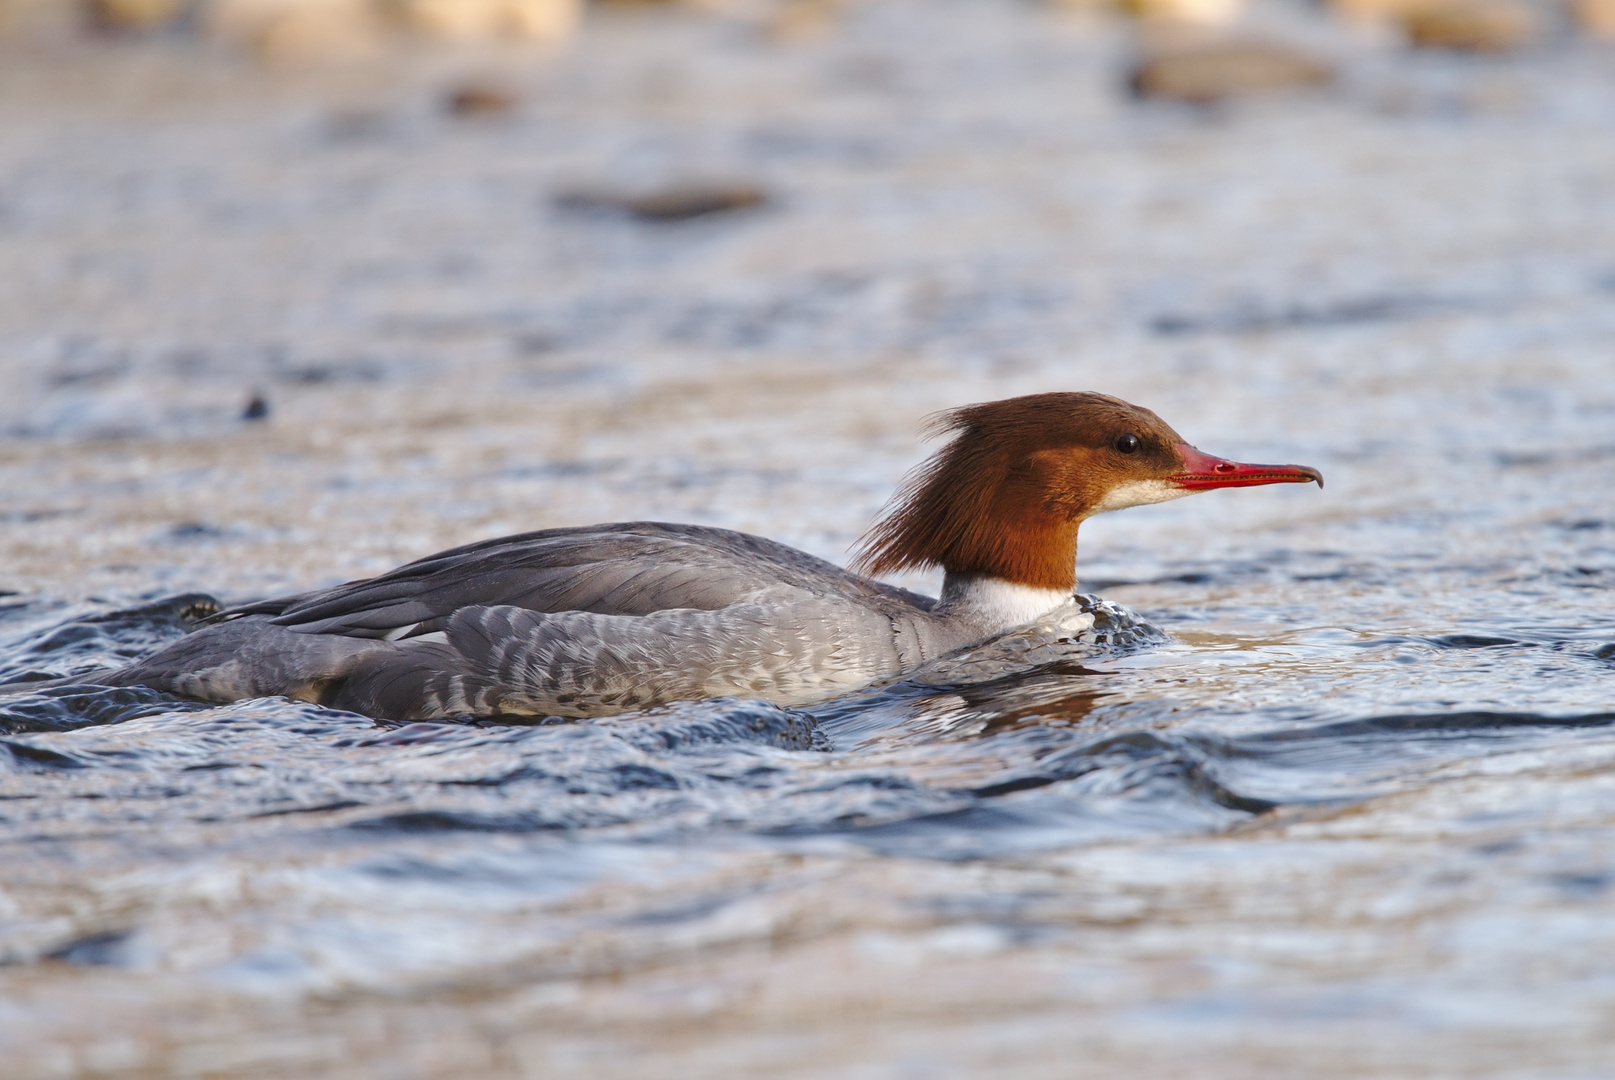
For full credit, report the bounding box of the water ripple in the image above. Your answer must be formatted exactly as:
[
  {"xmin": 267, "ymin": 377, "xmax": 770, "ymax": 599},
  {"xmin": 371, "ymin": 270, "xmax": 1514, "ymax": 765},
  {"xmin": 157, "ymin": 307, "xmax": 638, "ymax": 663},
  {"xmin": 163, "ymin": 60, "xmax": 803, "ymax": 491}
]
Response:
[{"xmin": 0, "ymin": 589, "xmax": 1611, "ymax": 867}]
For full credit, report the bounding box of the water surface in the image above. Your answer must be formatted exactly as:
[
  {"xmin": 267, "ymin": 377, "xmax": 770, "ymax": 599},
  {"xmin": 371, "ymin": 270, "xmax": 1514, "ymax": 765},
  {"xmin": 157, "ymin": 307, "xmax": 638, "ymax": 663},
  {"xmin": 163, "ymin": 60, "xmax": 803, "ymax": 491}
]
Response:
[{"xmin": 1, "ymin": 2, "xmax": 1614, "ymax": 1076}]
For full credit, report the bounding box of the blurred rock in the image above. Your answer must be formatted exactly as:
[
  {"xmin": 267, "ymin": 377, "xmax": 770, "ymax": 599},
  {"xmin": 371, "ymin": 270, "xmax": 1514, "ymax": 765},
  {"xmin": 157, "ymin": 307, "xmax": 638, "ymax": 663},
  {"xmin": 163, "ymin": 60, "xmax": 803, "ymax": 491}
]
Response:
[
  {"xmin": 18, "ymin": 0, "xmax": 584, "ymax": 50},
  {"xmin": 445, "ymin": 82, "xmax": 518, "ymax": 115},
  {"xmin": 390, "ymin": 0, "xmax": 581, "ymax": 42},
  {"xmin": 1130, "ymin": 41, "xmax": 1333, "ymax": 103},
  {"xmin": 1326, "ymin": 0, "xmax": 1421, "ymax": 20},
  {"xmin": 207, "ymin": 0, "xmax": 388, "ymax": 61},
  {"xmin": 1572, "ymin": 0, "xmax": 1615, "ymax": 38},
  {"xmin": 556, "ymin": 182, "xmax": 769, "ymax": 222},
  {"xmin": 242, "ymin": 393, "xmax": 270, "ymax": 421},
  {"xmin": 765, "ymin": 0, "xmax": 835, "ymax": 42},
  {"xmin": 86, "ymin": 0, "xmax": 188, "ymax": 31},
  {"xmin": 1401, "ymin": 1, "xmax": 1537, "ymax": 50},
  {"xmin": 1117, "ymin": 0, "xmax": 1244, "ymax": 26},
  {"xmin": 259, "ymin": 4, "xmax": 386, "ymax": 59}
]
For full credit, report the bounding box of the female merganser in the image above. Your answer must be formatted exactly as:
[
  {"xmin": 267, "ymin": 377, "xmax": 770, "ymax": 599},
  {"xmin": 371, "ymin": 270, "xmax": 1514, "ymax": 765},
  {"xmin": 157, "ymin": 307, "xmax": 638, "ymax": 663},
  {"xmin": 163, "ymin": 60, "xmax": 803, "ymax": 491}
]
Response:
[{"xmin": 76, "ymin": 392, "xmax": 1321, "ymax": 720}]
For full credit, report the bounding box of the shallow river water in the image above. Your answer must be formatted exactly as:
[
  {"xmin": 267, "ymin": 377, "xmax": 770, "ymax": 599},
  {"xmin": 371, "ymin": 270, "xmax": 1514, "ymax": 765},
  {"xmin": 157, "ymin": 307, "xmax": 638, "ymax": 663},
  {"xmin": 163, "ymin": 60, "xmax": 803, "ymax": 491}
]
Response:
[{"xmin": 1, "ymin": 2, "xmax": 1614, "ymax": 1076}]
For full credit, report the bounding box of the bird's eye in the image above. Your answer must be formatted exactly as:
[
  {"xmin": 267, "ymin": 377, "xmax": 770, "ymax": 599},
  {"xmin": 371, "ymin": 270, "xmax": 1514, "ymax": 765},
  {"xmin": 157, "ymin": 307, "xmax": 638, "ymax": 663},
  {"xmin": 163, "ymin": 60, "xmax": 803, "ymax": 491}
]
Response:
[{"xmin": 1113, "ymin": 433, "xmax": 1141, "ymax": 454}]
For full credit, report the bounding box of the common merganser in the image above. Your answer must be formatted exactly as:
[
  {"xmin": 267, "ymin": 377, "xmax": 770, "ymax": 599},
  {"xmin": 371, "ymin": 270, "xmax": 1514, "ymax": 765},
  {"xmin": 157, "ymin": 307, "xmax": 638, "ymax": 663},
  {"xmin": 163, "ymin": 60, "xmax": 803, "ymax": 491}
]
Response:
[{"xmin": 61, "ymin": 392, "xmax": 1322, "ymax": 720}]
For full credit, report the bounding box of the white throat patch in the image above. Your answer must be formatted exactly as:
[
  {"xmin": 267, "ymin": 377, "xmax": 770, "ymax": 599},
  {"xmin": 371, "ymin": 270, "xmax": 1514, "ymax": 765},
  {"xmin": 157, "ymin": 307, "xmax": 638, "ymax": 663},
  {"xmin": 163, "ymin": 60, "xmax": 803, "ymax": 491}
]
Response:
[
  {"xmin": 1088, "ymin": 478, "xmax": 1194, "ymax": 516},
  {"xmin": 938, "ymin": 575, "xmax": 1076, "ymax": 633}
]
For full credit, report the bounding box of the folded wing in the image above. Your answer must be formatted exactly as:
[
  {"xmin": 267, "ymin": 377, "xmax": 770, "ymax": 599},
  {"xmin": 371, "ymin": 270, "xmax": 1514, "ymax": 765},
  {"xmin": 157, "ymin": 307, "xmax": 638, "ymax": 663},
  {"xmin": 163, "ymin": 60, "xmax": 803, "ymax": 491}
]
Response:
[{"xmin": 217, "ymin": 522, "xmax": 929, "ymax": 641}]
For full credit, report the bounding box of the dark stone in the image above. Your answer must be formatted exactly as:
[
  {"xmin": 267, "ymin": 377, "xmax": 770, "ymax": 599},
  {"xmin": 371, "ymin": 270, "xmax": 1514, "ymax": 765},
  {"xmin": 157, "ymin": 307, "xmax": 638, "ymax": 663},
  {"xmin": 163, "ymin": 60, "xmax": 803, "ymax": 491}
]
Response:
[
  {"xmin": 242, "ymin": 393, "xmax": 270, "ymax": 421},
  {"xmin": 445, "ymin": 85, "xmax": 517, "ymax": 117},
  {"xmin": 1130, "ymin": 41, "xmax": 1333, "ymax": 104},
  {"xmin": 556, "ymin": 183, "xmax": 769, "ymax": 222}
]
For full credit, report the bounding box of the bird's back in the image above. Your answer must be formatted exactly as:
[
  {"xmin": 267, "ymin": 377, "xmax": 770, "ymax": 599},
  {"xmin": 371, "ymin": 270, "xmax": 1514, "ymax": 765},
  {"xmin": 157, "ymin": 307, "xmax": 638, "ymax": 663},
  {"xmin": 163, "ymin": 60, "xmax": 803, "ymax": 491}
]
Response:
[{"xmin": 104, "ymin": 523, "xmax": 950, "ymax": 719}]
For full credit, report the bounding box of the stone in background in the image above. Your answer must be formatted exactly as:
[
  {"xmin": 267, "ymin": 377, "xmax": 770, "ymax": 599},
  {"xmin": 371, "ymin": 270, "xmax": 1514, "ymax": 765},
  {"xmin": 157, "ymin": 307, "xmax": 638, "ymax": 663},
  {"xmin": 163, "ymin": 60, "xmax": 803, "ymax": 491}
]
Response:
[{"xmin": 0, "ymin": 0, "xmax": 581, "ymax": 54}]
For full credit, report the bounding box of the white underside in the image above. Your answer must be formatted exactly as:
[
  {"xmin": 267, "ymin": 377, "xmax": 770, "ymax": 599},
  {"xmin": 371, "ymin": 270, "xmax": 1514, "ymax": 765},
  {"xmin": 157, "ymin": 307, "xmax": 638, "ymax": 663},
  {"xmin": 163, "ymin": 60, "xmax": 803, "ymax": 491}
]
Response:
[
  {"xmin": 937, "ymin": 575, "xmax": 1076, "ymax": 634},
  {"xmin": 1087, "ymin": 478, "xmax": 1194, "ymax": 515}
]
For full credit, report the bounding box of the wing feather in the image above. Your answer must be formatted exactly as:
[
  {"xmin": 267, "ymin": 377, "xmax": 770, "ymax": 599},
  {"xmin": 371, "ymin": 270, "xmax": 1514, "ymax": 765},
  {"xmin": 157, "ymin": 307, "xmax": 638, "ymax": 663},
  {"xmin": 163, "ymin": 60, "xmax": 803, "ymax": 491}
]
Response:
[{"xmin": 212, "ymin": 523, "xmax": 930, "ymax": 641}]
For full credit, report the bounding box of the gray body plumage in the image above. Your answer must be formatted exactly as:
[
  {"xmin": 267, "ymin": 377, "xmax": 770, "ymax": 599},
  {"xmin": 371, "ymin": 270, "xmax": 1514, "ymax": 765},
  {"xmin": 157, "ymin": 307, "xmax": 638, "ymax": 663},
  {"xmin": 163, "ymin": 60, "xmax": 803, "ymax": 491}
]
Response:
[{"xmin": 97, "ymin": 523, "xmax": 1029, "ymax": 720}]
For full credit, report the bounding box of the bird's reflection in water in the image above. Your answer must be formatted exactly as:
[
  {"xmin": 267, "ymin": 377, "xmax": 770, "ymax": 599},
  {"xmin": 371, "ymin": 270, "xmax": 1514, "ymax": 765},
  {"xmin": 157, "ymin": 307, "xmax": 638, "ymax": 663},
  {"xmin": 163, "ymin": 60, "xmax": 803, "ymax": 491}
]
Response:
[{"xmin": 844, "ymin": 660, "xmax": 1115, "ymax": 748}]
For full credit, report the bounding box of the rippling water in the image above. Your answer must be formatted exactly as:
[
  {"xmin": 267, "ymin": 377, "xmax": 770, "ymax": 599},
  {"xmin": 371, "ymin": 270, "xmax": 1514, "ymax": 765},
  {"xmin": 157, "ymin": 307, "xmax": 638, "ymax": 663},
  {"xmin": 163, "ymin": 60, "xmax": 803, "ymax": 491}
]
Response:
[
  {"xmin": 6, "ymin": 568, "xmax": 1612, "ymax": 864},
  {"xmin": 3, "ymin": 1, "xmax": 1615, "ymax": 1075}
]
